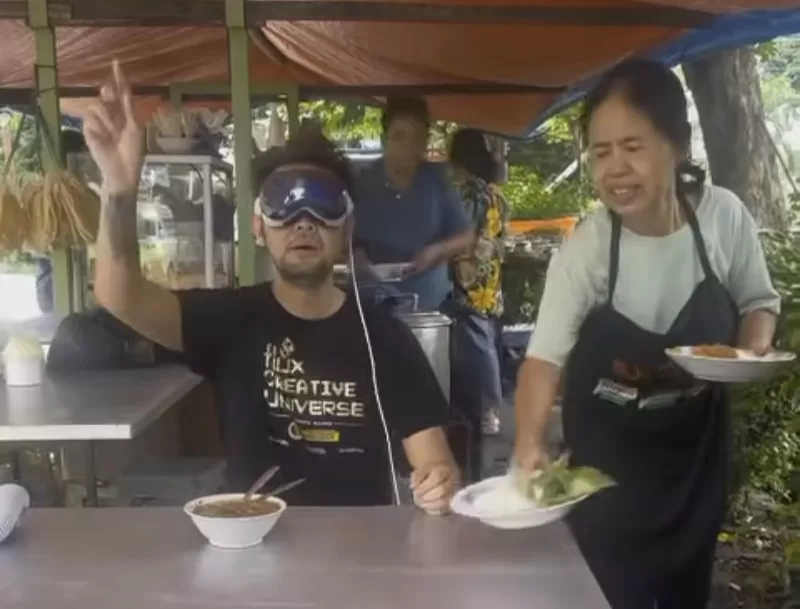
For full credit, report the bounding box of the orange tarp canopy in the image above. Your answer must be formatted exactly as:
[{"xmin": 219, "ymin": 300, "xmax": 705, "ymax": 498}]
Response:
[{"xmin": 0, "ymin": 1, "xmax": 796, "ymax": 136}]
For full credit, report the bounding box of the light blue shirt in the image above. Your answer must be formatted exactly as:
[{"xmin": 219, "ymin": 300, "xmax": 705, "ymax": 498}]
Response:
[{"xmin": 354, "ymin": 161, "xmax": 469, "ymax": 311}]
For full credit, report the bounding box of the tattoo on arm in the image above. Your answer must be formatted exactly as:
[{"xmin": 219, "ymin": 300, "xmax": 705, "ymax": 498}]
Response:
[{"xmin": 102, "ymin": 193, "xmax": 140, "ymax": 266}]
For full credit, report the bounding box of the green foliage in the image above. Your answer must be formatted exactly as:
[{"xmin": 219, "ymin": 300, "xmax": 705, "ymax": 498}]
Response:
[
  {"xmin": 0, "ymin": 250, "xmax": 37, "ymax": 274},
  {"xmin": 0, "ymin": 112, "xmax": 42, "ymax": 175},
  {"xmin": 299, "ymin": 100, "xmax": 383, "ymax": 146},
  {"xmin": 758, "ymin": 37, "xmax": 800, "ymax": 185},
  {"xmin": 755, "ymin": 40, "xmax": 778, "ymax": 61},
  {"xmin": 759, "ymin": 35, "xmax": 800, "ymax": 91},
  {"xmin": 503, "ymin": 106, "xmax": 590, "ymax": 221},
  {"xmin": 717, "ymin": 501, "xmax": 799, "ymax": 608},
  {"xmin": 500, "ymin": 106, "xmax": 590, "ymax": 323},
  {"xmin": 507, "ymin": 109, "xmax": 582, "ymax": 182},
  {"xmin": 502, "ymin": 165, "xmax": 592, "ymax": 220},
  {"xmin": 267, "ymin": 99, "xmax": 457, "ymax": 150},
  {"xmin": 730, "ymin": 205, "xmax": 800, "ymax": 513},
  {"xmin": 731, "ymin": 371, "xmax": 800, "ymax": 509},
  {"xmin": 761, "ymin": 74, "xmax": 800, "ymax": 118},
  {"xmin": 428, "ymin": 121, "xmax": 458, "ymax": 151},
  {"xmin": 543, "ymin": 105, "xmax": 583, "ymax": 143}
]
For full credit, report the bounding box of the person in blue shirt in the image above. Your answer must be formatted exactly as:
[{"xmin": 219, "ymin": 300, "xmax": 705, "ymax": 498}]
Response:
[{"xmin": 353, "ymin": 97, "xmax": 473, "ymax": 311}]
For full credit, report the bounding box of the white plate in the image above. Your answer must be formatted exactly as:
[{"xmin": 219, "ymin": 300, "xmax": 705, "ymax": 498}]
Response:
[
  {"xmin": 450, "ymin": 476, "xmax": 586, "ymax": 530},
  {"xmin": 0, "ymin": 484, "xmax": 30, "ymax": 544},
  {"xmin": 371, "ymin": 263, "xmax": 412, "ymax": 282},
  {"xmin": 334, "ymin": 263, "xmax": 412, "ymax": 283},
  {"xmin": 666, "ymin": 346, "xmax": 796, "ymax": 383}
]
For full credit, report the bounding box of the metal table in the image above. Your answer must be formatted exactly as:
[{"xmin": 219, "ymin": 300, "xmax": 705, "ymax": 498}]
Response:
[
  {"xmin": 0, "ymin": 366, "xmax": 202, "ymax": 505},
  {"xmin": 0, "ymin": 507, "xmax": 610, "ymax": 609}
]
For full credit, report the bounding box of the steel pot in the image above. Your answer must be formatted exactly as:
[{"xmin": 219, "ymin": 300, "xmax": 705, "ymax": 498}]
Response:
[{"xmin": 395, "ymin": 312, "xmax": 452, "ymax": 400}]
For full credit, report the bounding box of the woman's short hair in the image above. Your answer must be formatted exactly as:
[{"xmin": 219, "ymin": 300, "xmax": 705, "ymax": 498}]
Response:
[{"xmin": 449, "ymin": 128, "xmax": 500, "ymax": 184}]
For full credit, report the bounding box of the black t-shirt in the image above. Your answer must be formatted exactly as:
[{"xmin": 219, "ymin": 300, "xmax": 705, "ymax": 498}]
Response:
[{"xmin": 177, "ymin": 283, "xmax": 449, "ymax": 506}]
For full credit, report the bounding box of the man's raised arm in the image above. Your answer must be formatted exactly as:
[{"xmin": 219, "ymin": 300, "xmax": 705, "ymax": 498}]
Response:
[{"xmin": 85, "ymin": 61, "xmax": 183, "ymax": 352}]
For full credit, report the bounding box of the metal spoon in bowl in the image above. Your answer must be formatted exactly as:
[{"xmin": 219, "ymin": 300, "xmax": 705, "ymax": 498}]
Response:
[
  {"xmin": 244, "ymin": 466, "xmax": 280, "ymax": 503},
  {"xmin": 264, "ymin": 477, "xmax": 306, "ymax": 500}
]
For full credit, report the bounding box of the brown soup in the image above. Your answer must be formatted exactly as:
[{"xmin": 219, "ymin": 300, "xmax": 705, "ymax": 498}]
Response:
[{"xmin": 193, "ymin": 497, "xmax": 281, "ymax": 518}]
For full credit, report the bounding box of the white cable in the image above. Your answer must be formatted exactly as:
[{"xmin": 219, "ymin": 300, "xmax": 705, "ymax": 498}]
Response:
[{"xmin": 348, "ymin": 238, "xmax": 402, "ymax": 506}]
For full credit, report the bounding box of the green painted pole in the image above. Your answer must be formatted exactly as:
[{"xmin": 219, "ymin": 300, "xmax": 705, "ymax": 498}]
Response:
[
  {"xmin": 29, "ymin": 0, "xmax": 73, "ymax": 316},
  {"xmin": 287, "ymin": 86, "xmax": 300, "ymax": 137},
  {"xmin": 226, "ymin": 0, "xmax": 257, "ymax": 286},
  {"xmin": 168, "ymin": 84, "xmax": 183, "ymax": 110}
]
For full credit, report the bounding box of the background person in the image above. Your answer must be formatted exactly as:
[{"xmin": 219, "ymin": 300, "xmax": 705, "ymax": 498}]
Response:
[
  {"xmin": 513, "ymin": 60, "xmax": 779, "ymax": 609},
  {"xmin": 448, "ymin": 128, "xmax": 508, "ymax": 441},
  {"xmin": 353, "ymin": 96, "xmax": 473, "ymax": 311}
]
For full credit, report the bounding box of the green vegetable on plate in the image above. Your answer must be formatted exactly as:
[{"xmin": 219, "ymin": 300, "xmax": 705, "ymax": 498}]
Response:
[{"xmin": 513, "ymin": 454, "xmax": 616, "ymax": 507}]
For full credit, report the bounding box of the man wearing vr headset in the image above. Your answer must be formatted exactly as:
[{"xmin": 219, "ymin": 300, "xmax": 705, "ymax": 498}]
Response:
[{"xmin": 84, "ymin": 62, "xmax": 459, "ymax": 513}]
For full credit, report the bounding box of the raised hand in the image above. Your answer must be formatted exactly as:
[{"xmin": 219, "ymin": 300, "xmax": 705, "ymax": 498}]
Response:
[{"xmin": 83, "ymin": 60, "xmax": 143, "ymax": 196}]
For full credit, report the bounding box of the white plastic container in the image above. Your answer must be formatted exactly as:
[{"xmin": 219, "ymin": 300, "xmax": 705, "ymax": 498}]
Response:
[
  {"xmin": 2, "ymin": 336, "xmax": 44, "ymax": 387},
  {"xmin": 184, "ymin": 493, "xmax": 286, "ymax": 549}
]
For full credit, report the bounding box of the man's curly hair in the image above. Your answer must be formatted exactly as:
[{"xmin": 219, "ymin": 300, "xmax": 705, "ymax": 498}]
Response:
[{"xmin": 252, "ymin": 132, "xmax": 354, "ymax": 199}]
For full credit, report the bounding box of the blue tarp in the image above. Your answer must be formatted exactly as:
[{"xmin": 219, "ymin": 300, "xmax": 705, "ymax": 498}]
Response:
[{"xmin": 527, "ymin": 8, "xmax": 800, "ymax": 136}]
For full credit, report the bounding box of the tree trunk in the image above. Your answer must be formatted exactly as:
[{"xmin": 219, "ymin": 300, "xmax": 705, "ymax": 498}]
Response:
[{"xmin": 683, "ymin": 48, "xmax": 786, "ymax": 231}]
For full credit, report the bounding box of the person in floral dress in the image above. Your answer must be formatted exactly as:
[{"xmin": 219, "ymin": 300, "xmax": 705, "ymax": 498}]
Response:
[{"xmin": 448, "ymin": 129, "xmax": 508, "ymax": 442}]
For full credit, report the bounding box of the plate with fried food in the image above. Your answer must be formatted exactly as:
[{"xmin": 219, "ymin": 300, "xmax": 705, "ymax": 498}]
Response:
[{"xmin": 665, "ymin": 344, "xmax": 796, "ymax": 383}]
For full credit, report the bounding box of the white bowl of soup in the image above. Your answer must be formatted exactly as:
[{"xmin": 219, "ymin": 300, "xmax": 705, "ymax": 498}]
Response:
[{"xmin": 184, "ymin": 493, "xmax": 287, "ymax": 549}]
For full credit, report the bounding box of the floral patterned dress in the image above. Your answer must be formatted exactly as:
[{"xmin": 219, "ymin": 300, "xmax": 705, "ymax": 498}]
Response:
[{"xmin": 451, "ymin": 175, "xmax": 508, "ymax": 318}]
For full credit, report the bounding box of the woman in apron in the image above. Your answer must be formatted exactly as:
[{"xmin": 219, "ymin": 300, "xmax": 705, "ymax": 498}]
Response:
[{"xmin": 513, "ymin": 60, "xmax": 780, "ymax": 609}]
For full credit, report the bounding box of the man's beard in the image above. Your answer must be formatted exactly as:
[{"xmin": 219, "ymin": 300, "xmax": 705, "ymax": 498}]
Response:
[{"xmin": 274, "ymin": 258, "xmax": 331, "ymax": 288}]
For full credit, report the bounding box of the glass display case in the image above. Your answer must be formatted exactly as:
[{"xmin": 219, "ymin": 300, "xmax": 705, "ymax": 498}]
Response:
[{"xmin": 68, "ymin": 153, "xmax": 236, "ymax": 290}]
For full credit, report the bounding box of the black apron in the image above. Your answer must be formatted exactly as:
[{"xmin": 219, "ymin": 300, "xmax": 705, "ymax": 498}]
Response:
[{"xmin": 562, "ymin": 196, "xmax": 737, "ymax": 609}]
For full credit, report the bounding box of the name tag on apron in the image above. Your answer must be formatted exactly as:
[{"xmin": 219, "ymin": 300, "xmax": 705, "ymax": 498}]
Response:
[
  {"xmin": 638, "ymin": 390, "xmax": 682, "ymax": 410},
  {"xmin": 595, "ymin": 380, "xmax": 708, "ymax": 410},
  {"xmin": 593, "ymin": 379, "xmax": 638, "ymax": 406}
]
